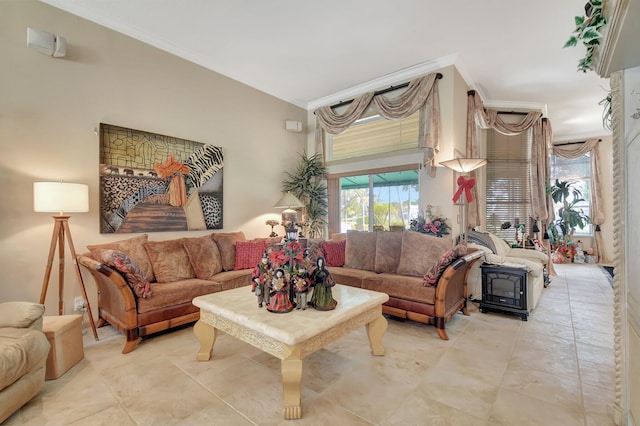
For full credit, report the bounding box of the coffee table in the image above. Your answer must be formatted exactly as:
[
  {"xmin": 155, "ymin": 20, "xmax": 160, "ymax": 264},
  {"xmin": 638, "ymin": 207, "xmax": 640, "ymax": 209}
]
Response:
[{"xmin": 192, "ymin": 284, "xmax": 389, "ymax": 419}]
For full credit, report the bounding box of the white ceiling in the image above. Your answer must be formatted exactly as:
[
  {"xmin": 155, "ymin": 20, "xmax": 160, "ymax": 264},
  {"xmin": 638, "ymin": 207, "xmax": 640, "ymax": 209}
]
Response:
[{"xmin": 41, "ymin": 0, "xmax": 612, "ymax": 141}]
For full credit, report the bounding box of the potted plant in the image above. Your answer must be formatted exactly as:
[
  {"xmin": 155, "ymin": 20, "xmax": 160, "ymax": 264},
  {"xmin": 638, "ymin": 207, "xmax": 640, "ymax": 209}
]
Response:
[
  {"xmin": 282, "ymin": 153, "xmax": 328, "ymax": 238},
  {"xmin": 547, "ymin": 179, "xmax": 591, "ymax": 261}
]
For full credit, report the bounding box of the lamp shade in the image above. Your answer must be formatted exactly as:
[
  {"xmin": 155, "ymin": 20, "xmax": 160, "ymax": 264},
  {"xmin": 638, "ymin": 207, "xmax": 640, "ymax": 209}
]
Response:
[
  {"xmin": 273, "ymin": 192, "xmax": 305, "ymax": 209},
  {"xmin": 440, "ymin": 158, "xmax": 488, "ymax": 173},
  {"xmin": 34, "ymin": 182, "xmax": 89, "ymax": 214}
]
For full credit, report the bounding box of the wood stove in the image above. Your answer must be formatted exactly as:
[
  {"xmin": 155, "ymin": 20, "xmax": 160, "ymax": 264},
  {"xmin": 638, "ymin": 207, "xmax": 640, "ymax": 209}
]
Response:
[{"xmin": 479, "ymin": 264, "xmax": 528, "ymax": 321}]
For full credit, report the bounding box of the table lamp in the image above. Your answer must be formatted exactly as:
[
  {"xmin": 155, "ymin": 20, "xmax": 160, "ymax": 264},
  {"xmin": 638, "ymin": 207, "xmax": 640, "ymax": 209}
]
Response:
[
  {"xmin": 34, "ymin": 181, "xmax": 98, "ymax": 340},
  {"xmin": 274, "ymin": 192, "xmax": 305, "ymax": 241}
]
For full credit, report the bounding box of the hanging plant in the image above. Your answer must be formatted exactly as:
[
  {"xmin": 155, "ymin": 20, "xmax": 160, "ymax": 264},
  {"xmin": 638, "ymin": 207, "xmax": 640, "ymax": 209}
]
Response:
[
  {"xmin": 599, "ymin": 92, "xmax": 612, "ymax": 131},
  {"xmin": 564, "ymin": 0, "xmax": 607, "ymax": 73}
]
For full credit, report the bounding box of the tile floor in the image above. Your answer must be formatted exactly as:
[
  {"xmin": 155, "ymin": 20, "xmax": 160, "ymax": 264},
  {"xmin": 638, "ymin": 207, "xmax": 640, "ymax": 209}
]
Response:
[{"xmin": 4, "ymin": 264, "xmax": 616, "ymax": 425}]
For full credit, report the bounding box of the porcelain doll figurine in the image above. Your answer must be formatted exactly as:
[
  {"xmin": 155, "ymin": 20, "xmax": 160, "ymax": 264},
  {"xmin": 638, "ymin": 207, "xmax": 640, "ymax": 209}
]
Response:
[
  {"xmin": 267, "ymin": 268, "xmax": 294, "ymax": 313},
  {"xmin": 251, "ymin": 252, "xmax": 272, "ymax": 308},
  {"xmin": 309, "ymin": 256, "xmax": 338, "ymax": 311},
  {"xmin": 291, "ymin": 264, "xmax": 311, "ymax": 310}
]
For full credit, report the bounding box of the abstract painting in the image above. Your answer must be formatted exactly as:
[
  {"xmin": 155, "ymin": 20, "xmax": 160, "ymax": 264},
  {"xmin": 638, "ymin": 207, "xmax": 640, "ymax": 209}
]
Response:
[{"xmin": 99, "ymin": 123, "xmax": 223, "ymax": 233}]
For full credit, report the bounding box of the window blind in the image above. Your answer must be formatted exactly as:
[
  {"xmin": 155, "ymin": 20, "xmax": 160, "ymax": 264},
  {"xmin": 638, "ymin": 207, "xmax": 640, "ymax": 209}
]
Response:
[
  {"xmin": 485, "ymin": 130, "xmax": 532, "ymax": 241},
  {"xmin": 329, "ymin": 111, "xmax": 419, "ymax": 161}
]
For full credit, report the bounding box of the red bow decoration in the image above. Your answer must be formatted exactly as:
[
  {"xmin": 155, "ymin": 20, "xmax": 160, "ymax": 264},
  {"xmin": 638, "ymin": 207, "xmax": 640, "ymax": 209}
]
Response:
[{"xmin": 453, "ymin": 175, "xmax": 475, "ymax": 203}]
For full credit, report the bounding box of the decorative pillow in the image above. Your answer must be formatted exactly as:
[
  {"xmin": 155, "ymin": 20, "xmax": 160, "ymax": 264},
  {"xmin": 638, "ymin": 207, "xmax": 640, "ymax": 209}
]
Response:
[
  {"xmin": 211, "ymin": 231, "xmax": 247, "ymax": 271},
  {"xmin": 182, "ymin": 235, "xmax": 223, "ymax": 280},
  {"xmin": 143, "ymin": 239, "xmax": 195, "ymax": 283},
  {"xmin": 87, "ymin": 234, "xmax": 155, "ymax": 282},
  {"xmin": 321, "ymin": 240, "xmax": 346, "ymax": 266},
  {"xmin": 252, "ymin": 236, "xmax": 282, "ymax": 252},
  {"xmin": 234, "ymin": 240, "xmax": 267, "ymax": 270},
  {"xmin": 306, "ymin": 238, "xmax": 324, "ymax": 265},
  {"xmin": 423, "ymin": 244, "xmax": 468, "ymax": 287},
  {"xmin": 396, "ymin": 230, "xmax": 453, "ymax": 277},
  {"xmin": 374, "ymin": 231, "xmax": 403, "ymax": 273},
  {"xmin": 344, "ymin": 230, "xmax": 377, "ymax": 271},
  {"xmin": 99, "ymin": 249, "xmax": 151, "ymax": 298}
]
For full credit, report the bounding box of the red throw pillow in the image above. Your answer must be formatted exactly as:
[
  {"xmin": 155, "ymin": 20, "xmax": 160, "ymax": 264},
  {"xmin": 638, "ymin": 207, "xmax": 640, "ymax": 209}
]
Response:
[
  {"xmin": 321, "ymin": 240, "xmax": 346, "ymax": 267},
  {"xmin": 99, "ymin": 249, "xmax": 152, "ymax": 298},
  {"xmin": 234, "ymin": 240, "xmax": 266, "ymax": 270},
  {"xmin": 423, "ymin": 244, "xmax": 468, "ymax": 287}
]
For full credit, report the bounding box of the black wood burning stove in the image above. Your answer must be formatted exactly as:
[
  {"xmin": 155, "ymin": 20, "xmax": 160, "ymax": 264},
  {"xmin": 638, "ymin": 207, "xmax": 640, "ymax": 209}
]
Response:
[{"xmin": 480, "ymin": 264, "xmax": 528, "ymax": 321}]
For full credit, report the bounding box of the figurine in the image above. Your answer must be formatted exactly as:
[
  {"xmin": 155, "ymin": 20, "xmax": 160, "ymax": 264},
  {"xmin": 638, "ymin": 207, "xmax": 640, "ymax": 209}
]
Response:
[
  {"xmin": 267, "ymin": 268, "xmax": 294, "ymax": 313},
  {"xmin": 251, "ymin": 252, "xmax": 272, "ymax": 308},
  {"xmin": 309, "ymin": 256, "xmax": 337, "ymax": 311},
  {"xmin": 291, "ymin": 264, "xmax": 311, "ymax": 310}
]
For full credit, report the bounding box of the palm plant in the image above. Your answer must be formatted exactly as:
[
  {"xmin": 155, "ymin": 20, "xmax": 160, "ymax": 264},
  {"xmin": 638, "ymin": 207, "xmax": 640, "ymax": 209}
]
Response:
[
  {"xmin": 282, "ymin": 153, "xmax": 328, "ymax": 238},
  {"xmin": 548, "ymin": 179, "xmax": 591, "ymax": 247}
]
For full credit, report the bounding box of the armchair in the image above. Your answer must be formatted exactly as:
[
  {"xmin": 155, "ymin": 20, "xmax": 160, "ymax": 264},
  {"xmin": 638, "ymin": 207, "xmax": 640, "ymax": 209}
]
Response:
[
  {"xmin": 466, "ymin": 230, "xmax": 549, "ymax": 311},
  {"xmin": 0, "ymin": 302, "xmax": 51, "ymax": 423}
]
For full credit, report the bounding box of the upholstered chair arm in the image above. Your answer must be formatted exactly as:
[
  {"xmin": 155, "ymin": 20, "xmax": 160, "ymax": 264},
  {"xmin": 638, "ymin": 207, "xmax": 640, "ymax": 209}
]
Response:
[{"xmin": 0, "ymin": 302, "xmax": 45, "ymax": 330}]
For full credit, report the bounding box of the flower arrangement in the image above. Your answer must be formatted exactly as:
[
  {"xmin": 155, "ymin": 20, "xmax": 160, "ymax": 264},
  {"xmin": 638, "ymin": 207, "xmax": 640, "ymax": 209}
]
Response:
[
  {"xmin": 265, "ymin": 219, "xmax": 280, "ymax": 237},
  {"xmin": 269, "ymin": 241, "xmax": 306, "ymax": 276},
  {"xmin": 409, "ymin": 207, "xmax": 450, "ymax": 238}
]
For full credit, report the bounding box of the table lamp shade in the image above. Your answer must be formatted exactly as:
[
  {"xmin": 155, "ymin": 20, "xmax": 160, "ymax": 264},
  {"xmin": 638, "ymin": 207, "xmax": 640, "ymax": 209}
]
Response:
[
  {"xmin": 439, "ymin": 158, "xmax": 488, "ymax": 173},
  {"xmin": 273, "ymin": 192, "xmax": 305, "ymax": 209},
  {"xmin": 34, "ymin": 182, "xmax": 89, "ymax": 214}
]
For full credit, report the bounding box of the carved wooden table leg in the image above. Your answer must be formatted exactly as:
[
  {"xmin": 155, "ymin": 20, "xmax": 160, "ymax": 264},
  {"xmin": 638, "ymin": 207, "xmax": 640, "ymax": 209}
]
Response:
[
  {"xmin": 281, "ymin": 349, "xmax": 303, "ymax": 420},
  {"xmin": 366, "ymin": 314, "xmax": 388, "ymax": 356},
  {"xmin": 194, "ymin": 319, "xmax": 217, "ymax": 361}
]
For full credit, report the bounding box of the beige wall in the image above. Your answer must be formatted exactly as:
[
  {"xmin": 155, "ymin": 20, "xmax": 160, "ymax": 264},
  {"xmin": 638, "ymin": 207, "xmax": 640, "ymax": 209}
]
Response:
[{"xmin": 0, "ymin": 1, "xmax": 306, "ymax": 312}]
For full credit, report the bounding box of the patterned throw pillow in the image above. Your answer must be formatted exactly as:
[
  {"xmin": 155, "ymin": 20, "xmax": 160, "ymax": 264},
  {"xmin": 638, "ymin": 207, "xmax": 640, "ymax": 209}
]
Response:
[
  {"xmin": 234, "ymin": 240, "xmax": 266, "ymax": 270},
  {"xmin": 423, "ymin": 244, "xmax": 468, "ymax": 287},
  {"xmin": 321, "ymin": 240, "xmax": 346, "ymax": 267},
  {"xmin": 99, "ymin": 249, "xmax": 152, "ymax": 298}
]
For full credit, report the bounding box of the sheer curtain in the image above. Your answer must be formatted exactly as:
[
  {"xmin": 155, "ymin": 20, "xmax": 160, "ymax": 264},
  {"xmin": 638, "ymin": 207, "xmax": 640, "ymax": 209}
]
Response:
[
  {"xmin": 552, "ymin": 138, "xmax": 606, "ymax": 262},
  {"xmin": 314, "ymin": 72, "xmax": 442, "ymax": 176}
]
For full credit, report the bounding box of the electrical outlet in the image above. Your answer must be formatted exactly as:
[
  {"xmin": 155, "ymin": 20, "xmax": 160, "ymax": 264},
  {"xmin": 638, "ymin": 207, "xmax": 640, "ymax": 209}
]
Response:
[{"xmin": 73, "ymin": 296, "xmax": 85, "ymax": 312}]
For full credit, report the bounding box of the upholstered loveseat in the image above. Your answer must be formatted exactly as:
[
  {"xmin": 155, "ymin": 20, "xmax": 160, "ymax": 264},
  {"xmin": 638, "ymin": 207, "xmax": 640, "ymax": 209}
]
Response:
[
  {"xmin": 465, "ymin": 230, "xmax": 549, "ymax": 311},
  {"xmin": 318, "ymin": 230, "xmax": 483, "ymax": 340},
  {"xmin": 78, "ymin": 232, "xmax": 270, "ymax": 354},
  {"xmin": 0, "ymin": 302, "xmax": 50, "ymax": 423}
]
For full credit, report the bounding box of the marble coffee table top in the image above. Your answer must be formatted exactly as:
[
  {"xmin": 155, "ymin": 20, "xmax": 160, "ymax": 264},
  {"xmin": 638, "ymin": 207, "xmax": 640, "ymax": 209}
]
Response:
[{"xmin": 192, "ymin": 284, "xmax": 388, "ymax": 346}]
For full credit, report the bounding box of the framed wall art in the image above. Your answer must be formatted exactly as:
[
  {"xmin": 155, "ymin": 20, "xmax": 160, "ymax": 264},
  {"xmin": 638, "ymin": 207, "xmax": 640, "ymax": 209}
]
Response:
[{"xmin": 99, "ymin": 123, "xmax": 223, "ymax": 233}]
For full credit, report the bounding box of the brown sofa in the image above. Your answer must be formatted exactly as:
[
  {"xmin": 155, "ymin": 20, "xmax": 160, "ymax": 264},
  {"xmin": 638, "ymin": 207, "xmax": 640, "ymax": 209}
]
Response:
[
  {"xmin": 322, "ymin": 230, "xmax": 483, "ymax": 340},
  {"xmin": 78, "ymin": 232, "xmax": 261, "ymax": 354}
]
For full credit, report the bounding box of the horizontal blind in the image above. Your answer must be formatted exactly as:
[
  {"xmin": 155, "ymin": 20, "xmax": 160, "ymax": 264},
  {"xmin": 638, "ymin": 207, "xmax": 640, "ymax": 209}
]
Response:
[
  {"xmin": 485, "ymin": 131, "xmax": 532, "ymax": 240},
  {"xmin": 330, "ymin": 111, "xmax": 419, "ymax": 160}
]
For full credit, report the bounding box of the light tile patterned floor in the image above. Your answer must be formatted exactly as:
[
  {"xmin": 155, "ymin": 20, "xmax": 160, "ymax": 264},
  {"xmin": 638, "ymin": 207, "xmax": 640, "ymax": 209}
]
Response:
[{"xmin": 4, "ymin": 264, "xmax": 616, "ymax": 425}]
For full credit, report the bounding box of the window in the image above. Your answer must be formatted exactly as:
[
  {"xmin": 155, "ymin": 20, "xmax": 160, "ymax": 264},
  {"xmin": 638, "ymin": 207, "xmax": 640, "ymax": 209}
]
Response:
[
  {"xmin": 337, "ymin": 168, "xmax": 419, "ymax": 232},
  {"xmin": 328, "ymin": 111, "xmax": 419, "ymax": 161},
  {"xmin": 550, "ymin": 152, "xmax": 592, "ymax": 235},
  {"xmin": 485, "ymin": 130, "xmax": 532, "ymax": 242}
]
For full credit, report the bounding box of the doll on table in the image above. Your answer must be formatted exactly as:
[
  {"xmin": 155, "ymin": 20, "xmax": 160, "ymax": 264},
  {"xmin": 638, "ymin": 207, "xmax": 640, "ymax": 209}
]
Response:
[
  {"xmin": 291, "ymin": 264, "xmax": 311, "ymax": 310},
  {"xmin": 309, "ymin": 256, "xmax": 338, "ymax": 311},
  {"xmin": 251, "ymin": 252, "xmax": 272, "ymax": 308},
  {"xmin": 267, "ymin": 268, "xmax": 294, "ymax": 313}
]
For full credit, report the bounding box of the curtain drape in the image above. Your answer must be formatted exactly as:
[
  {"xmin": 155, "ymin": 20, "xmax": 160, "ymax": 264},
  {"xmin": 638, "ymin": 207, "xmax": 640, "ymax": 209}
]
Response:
[
  {"xmin": 314, "ymin": 73, "xmax": 442, "ymax": 176},
  {"xmin": 466, "ymin": 91, "xmax": 555, "ymax": 274},
  {"xmin": 552, "ymin": 138, "xmax": 605, "ymax": 262}
]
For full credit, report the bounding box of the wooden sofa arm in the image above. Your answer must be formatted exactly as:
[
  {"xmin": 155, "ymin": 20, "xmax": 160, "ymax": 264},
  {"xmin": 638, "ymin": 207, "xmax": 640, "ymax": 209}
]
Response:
[
  {"xmin": 77, "ymin": 255, "xmax": 139, "ymax": 332},
  {"xmin": 432, "ymin": 249, "xmax": 484, "ymax": 339}
]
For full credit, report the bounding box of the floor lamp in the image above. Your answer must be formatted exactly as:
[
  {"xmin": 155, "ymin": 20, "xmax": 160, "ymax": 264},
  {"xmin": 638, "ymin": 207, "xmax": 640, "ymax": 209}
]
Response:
[
  {"xmin": 440, "ymin": 158, "xmax": 488, "ymax": 244},
  {"xmin": 34, "ymin": 182, "xmax": 99, "ymax": 340}
]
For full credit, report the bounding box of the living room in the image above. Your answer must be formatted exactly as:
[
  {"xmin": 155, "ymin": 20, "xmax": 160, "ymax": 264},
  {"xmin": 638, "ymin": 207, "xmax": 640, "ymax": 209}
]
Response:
[{"xmin": 1, "ymin": 1, "xmax": 639, "ymax": 425}]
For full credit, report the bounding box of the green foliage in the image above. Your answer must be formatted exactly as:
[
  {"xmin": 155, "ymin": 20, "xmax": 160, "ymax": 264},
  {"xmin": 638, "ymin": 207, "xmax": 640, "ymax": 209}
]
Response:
[
  {"xmin": 548, "ymin": 179, "xmax": 591, "ymax": 246},
  {"xmin": 282, "ymin": 153, "xmax": 328, "ymax": 238},
  {"xmin": 564, "ymin": 0, "xmax": 607, "ymax": 73}
]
